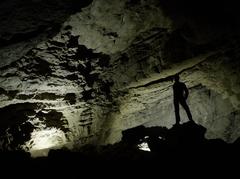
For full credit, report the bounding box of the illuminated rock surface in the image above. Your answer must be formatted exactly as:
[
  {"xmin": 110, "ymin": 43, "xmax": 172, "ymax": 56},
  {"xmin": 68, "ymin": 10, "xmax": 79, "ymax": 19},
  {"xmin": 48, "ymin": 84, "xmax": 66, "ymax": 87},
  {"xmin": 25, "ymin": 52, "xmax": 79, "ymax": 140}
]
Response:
[{"xmin": 0, "ymin": 0, "xmax": 240, "ymax": 156}]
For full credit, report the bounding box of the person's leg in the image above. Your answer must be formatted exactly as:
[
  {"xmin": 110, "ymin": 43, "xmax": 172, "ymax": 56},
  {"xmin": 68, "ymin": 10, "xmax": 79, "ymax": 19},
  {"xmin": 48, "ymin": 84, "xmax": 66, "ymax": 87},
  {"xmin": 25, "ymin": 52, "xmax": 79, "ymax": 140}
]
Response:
[
  {"xmin": 174, "ymin": 99, "xmax": 180, "ymax": 125},
  {"xmin": 180, "ymin": 100, "xmax": 193, "ymax": 122}
]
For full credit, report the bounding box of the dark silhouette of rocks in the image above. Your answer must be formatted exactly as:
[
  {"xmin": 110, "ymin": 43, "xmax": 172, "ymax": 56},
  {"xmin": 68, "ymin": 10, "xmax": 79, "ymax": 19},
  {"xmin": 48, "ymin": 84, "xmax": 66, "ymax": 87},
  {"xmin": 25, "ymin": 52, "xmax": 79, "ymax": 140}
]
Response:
[{"xmin": 0, "ymin": 120, "xmax": 239, "ymax": 175}]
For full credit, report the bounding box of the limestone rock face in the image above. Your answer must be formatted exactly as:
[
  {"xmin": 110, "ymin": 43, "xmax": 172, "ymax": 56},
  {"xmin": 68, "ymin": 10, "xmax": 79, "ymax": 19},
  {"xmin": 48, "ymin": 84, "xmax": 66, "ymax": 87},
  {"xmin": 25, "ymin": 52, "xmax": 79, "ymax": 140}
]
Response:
[
  {"xmin": 0, "ymin": 0, "xmax": 92, "ymax": 67},
  {"xmin": 0, "ymin": 0, "xmax": 240, "ymax": 156},
  {"xmin": 66, "ymin": 0, "xmax": 172, "ymax": 54}
]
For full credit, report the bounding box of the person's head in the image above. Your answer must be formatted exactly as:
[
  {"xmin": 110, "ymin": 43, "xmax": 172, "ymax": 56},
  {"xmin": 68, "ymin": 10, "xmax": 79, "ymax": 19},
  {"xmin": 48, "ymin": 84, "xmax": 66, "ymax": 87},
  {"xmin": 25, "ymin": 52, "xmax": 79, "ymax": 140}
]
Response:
[{"xmin": 174, "ymin": 74, "xmax": 180, "ymax": 82}]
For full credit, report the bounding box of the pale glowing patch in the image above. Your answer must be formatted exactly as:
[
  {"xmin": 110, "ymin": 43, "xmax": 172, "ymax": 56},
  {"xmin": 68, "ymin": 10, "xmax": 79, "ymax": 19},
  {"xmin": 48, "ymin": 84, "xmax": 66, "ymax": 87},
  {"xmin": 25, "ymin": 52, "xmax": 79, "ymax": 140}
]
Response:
[
  {"xmin": 138, "ymin": 142, "xmax": 151, "ymax": 152},
  {"xmin": 23, "ymin": 128, "xmax": 67, "ymax": 157},
  {"xmin": 137, "ymin": 136, "xmax": 151, "ymax": 152}
]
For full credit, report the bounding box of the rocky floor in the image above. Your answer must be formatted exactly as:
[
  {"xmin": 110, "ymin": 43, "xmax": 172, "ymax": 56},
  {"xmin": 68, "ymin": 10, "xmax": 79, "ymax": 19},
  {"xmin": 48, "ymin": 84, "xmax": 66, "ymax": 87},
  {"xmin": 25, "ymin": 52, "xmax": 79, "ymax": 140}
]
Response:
[
  {"xmin": 0, "ymin": 120, "xmax": 239, "ymax": 179},
  {"xmin": 1, "ymin": 120, "xmax": 239, "ymax": 164}
]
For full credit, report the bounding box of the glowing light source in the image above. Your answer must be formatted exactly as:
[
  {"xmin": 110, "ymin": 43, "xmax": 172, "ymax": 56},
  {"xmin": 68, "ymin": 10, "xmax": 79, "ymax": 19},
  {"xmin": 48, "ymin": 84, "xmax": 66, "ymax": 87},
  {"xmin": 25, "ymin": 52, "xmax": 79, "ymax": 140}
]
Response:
[
  {"xmin": 138, "ymin": 142, "xmax": 151, "ymax": 151},
  {"xmin": 23, "ymin": 128, "xmax": 67, "ymax": 157},
  {"xmin": 137, "ymin": 137, "xmax": 151, "ymax": 152}
]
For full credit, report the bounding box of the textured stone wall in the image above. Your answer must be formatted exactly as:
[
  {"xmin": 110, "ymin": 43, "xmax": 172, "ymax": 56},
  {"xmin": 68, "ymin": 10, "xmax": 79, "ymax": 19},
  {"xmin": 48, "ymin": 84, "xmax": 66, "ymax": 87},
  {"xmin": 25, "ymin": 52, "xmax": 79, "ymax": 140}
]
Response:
[{"xmin": 105, "ymin": 51, "xmax": 240, "ymax": 144}]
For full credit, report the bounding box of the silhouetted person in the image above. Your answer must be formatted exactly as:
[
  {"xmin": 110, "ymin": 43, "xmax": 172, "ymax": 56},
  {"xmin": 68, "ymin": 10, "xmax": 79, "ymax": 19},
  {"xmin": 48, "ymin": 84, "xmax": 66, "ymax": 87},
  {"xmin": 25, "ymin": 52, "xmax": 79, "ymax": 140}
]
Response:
[{"xmin": 173, "ymin": 74, "xmax": 193, "ymax": 125}]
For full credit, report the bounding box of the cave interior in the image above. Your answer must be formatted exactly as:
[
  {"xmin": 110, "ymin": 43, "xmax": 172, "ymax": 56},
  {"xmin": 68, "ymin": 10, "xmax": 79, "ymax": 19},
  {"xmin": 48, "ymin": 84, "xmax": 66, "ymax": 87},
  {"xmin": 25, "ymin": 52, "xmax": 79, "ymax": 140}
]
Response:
[{"xmin": 0, "ymin": 0, "xmax": 240, "ymax": 172}]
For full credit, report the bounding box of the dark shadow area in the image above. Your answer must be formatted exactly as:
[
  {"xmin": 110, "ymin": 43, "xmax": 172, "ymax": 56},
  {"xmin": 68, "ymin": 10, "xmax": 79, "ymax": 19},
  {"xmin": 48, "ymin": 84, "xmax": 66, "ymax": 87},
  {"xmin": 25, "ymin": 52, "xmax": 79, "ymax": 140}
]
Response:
[
  {"xmin": 0, "ymin": 0, "xmax": 93, "ymax": 47},
  {"xmin": 158, "ymin": 0, "xmax": 240, "ymax": 28},
  {"xmin": 0, "ymin": 121, "xmax": 239, "ymax": 175}
]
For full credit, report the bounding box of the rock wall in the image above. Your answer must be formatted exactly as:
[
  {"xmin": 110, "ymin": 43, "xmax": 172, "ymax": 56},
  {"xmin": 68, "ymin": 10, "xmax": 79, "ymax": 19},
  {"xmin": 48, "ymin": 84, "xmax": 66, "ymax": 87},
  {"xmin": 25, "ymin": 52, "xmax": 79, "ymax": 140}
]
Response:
[
  {"xmin": 105, "ymin": 51, "xmax": 240, "ymax": 144},
  {"xmin": 0, "ymin": 0, "xmax": 240, "ymax": 156}
]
